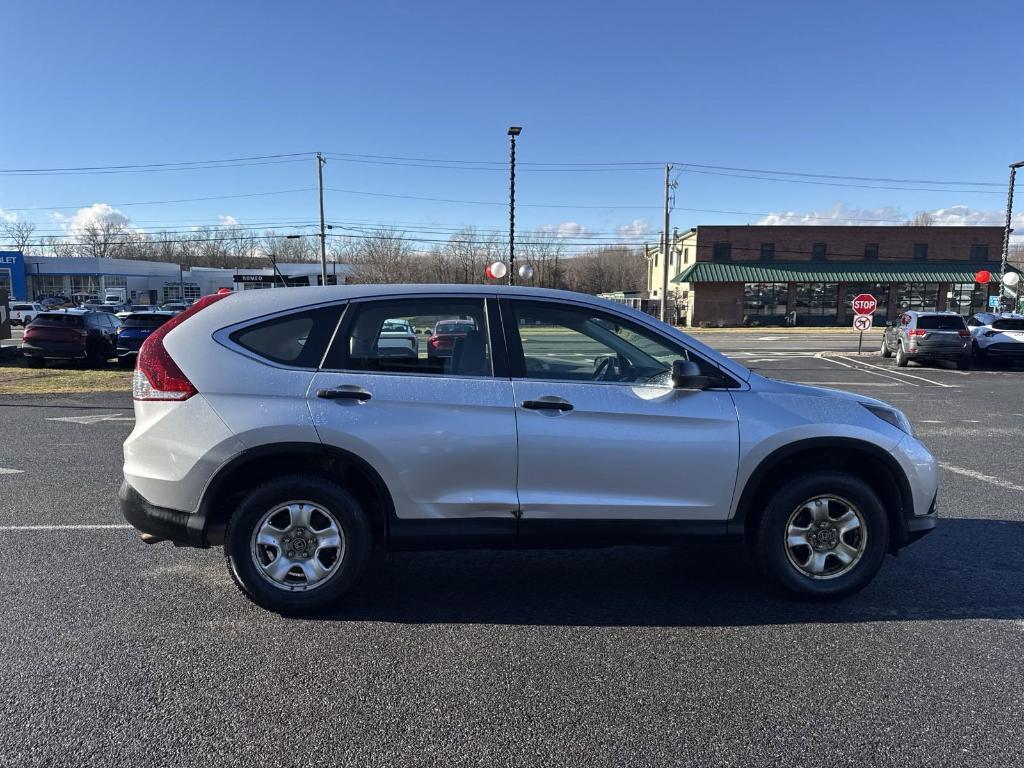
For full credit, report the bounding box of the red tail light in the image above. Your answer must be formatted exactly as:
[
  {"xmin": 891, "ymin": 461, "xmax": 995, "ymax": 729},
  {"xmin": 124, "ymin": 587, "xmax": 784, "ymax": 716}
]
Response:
[
  {"xmin": 133, "ymin": 293, "xmax": 231, "ymax": 401},
  {"xmin": 429, "ymin": 337, "xmax": 441, "ymax": 349},
  {"xmin": 957, "ymin": 329, "xmax": 971, "ymax": 338},
  {"xmin": 908, "ymin": 329, "xmax": 927, "ymax": 337}
]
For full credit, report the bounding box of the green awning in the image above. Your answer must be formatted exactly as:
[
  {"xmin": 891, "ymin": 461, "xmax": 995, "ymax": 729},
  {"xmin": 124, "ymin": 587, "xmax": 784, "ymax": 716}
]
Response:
[{"xmin": 671, "ymin": 261, "xmax": 1017, "ymax": 284}]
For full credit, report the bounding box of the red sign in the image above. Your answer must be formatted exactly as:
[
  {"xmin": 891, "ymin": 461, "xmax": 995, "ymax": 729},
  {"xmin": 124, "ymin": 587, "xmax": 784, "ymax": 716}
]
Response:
[
  {"xmin": 974, "ymin": 269, "xmax": 991, "ymax": 284},
  {"xmin": 852, "ymin": 293, "xmax": 877, "ymax": 315}
]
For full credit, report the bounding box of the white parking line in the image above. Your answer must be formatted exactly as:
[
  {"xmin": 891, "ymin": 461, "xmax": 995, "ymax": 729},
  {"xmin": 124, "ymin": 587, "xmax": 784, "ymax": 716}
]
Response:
[
  {"xmin": 814, "ymin": 353, "xmax": 916, "ymax": 386},
  {"xmin": 939, "ymin": 463, "xmax": 1024, "ymax": 493},
  {"xmin": 0, "ymin": 524, "xmax": 133, "ymax": 531},
  {"xmin": 0, "ymin": 468, "xmax": 24, "ymax": 475},
  {"xmin": 817, "ymin": 353, "xmax": 956, "ymax": 388}
]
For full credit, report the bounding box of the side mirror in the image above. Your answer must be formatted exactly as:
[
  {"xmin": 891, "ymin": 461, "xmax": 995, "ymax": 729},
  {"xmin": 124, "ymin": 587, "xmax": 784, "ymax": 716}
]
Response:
[
  {"xmin": 885, "ymin": 321, "xmax": 895, "ymax": 328},
  {"xmin": 672, "ymin": 359, "xmax": 710, "ymax": 390}
]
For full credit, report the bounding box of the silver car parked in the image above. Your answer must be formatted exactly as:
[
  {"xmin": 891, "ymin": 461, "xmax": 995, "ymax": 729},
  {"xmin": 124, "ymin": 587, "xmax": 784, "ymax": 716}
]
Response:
[
  {"xmin": 880, "ymin": 310, "xmax": 971, "ymax": 369},
  {"xmin": 120, "ymin": 285, "xmax": 938, "ymax": 613}
]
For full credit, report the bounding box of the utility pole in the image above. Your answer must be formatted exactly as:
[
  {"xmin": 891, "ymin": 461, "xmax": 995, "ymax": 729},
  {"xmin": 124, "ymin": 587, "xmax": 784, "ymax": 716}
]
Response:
[
  {"xmin": 1001, "ymin": 161, "xmax": 1024, "ymax": 311},
  {"xmin": 317, "ymin": 152, "xmax": 328, "ymax": 286},
  {"xmin": 660, "ymin": 164, "xmax": 674, "ymax": 323}
]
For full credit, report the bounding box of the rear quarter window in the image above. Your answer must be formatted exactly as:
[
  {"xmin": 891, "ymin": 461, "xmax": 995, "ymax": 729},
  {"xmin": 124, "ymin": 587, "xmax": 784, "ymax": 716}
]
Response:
[{"xmin": 230, "ymin": 306, "xmax": 342, "ymax": 368}]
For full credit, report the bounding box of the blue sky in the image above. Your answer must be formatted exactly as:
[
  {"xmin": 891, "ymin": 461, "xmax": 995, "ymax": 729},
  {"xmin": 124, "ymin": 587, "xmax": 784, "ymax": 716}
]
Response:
[{"xmin": 2, "ymin": 0, "xmax": 1022, "ymax": 251}]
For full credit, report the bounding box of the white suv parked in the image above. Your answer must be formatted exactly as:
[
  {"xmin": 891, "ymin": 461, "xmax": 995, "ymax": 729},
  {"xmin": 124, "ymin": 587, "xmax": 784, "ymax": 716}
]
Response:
[
  {"xmin": 10, "ymin": 302, "xmax": 43, "ymax": 327},
  {"xmin": 120, "ymin": 285, "xmax": 938, "ymax": 613}
]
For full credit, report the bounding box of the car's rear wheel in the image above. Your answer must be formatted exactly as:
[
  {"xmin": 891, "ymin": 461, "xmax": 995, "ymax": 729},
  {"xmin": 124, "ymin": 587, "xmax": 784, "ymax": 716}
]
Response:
[
  {"xmin": 895, "ymin": 343, "xmax": 909, "ymax": 367},
  {"xmin": 972, "ymin": 341, "xmax": 986, "ymax": 362},
  {"xmin": 956, "ymin": 355, "xmax": 971, "ymax": 371},
  {"xmin": 225, "ymin": 475, "xmax": 372, "ymax": 614},
  {"xmin": 879, "ymin": 336, "xmax": 892, "ymax": 358},
  {"xmin": 755, "ymin": 471, "xmax": 889, "ymax": 600}
]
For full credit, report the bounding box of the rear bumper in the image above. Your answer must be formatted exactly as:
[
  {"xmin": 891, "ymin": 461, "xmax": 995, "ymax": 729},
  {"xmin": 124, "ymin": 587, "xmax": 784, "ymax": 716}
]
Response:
[
  {"xmin": 22, "ymin": 342, "xmax": 86, "ymax": 359},
  {"xmin": 119, "ymin": 480, "xmax": 208, "ymax": 547},
  {"xmin": 906, "ymin": 346, "xmax": 968, "ymax": 359}
]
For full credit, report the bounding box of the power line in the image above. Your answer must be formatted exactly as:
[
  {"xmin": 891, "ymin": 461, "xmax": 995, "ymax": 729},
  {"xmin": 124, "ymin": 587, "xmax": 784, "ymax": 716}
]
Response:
[
  {"xmin": 2, "ymin": 188, "xmax": 317, "ymax": 212},
  {"xmin": 0, "ymin": 153, "xmax": 312, "ymax": 174},
  {"xmin": 678, "ymin": 168, "xmax": 1003, "ymax": 194}
]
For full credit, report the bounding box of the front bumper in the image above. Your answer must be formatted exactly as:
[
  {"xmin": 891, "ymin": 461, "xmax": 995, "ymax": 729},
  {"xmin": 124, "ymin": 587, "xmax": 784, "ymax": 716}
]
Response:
[
  {"xmin": 978, "ymin": 342, "xmax": 1024, "ymax": 357},
  {"xmin": 119, "ymin": 480, "xmax": 208, "ymax": 547}
]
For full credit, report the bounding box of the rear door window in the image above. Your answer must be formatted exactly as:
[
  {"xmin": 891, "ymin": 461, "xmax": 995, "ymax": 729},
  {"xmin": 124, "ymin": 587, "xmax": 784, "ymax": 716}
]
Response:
[
  {"xmin": 230, "ymin": 306, "xmax": 342, "ymax": 368},
  {"xmin": 916, "ymin": 315, "xmax": 967, "ymax": 330},
  {"xmin": 323, "ymin": 298, "xmax": 493, "ymax": 377}
]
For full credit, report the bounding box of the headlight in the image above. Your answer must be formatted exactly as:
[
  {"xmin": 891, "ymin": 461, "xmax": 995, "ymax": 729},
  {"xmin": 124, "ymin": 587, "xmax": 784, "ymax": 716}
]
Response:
[{"xmin": 860, "ymin": 402, "xmax": 915, "ymax": 437}]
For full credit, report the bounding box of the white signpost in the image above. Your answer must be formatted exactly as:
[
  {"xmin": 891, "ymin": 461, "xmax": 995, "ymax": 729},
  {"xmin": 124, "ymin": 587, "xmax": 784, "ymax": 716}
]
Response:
[{"xmin": 851, "ymin": 293, "xmax": 877, "ymax": 355}]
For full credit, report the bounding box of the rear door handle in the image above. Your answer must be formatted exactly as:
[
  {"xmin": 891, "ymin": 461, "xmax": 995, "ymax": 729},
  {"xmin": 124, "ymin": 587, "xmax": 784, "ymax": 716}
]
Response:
[
  {"xmin": 317, "ymin": 386, "xmax": 372, "ymax": 402},
  {"xmin": 522, "ymin": 398, "xmax": 573, "ymax": 412}
]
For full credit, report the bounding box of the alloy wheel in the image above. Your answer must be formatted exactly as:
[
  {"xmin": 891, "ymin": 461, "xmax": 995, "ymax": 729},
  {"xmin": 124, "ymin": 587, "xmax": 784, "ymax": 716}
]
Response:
[
  {"xmin": 784, "ymin": 495, "xmax": 867, "ymax": 580},
  {"xmin": 250, "ymin": 501, "xmax": 346, "ymax": 591}
]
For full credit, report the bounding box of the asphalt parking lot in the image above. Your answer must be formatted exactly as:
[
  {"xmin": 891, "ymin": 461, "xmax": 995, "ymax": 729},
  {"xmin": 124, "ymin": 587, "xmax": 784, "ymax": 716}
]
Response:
[{"xmin": 1, "ymin": 329, "xmax": 1023, "ymax": 767}]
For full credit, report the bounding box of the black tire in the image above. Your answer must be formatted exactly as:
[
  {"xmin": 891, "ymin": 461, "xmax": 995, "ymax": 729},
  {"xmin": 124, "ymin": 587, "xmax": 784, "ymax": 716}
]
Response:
[
  {"xmin": 895, "ymin": 343, "xmax": 909, "ymax": 367},
  {"xmin": 972, "ymin": 342, "xmax": 986, "ymax": 362},
  {"xmin": 117, "ymin": 356, "xmax": 134, "ymax": 369},
  {"xmin": 25, "ymin": 356, "xmax": 45, "ymax": 369},
  {"xmin": 224, "ymin": 475, "xmax": 373, "ymax": 614},
  {"xmin": 755, "ymin": 471, "xmax": 890, "ymax": 600},
  {"xmin": 956, "ymin": 356, "xmax": 971, "ymax": 371},
  {"xmin": 879, "ymin": 336, "xmax": 892, "ymax": 358},
  {"xmin": 86, "ymin": 340, "xmax": 106, "ymax": 367}
]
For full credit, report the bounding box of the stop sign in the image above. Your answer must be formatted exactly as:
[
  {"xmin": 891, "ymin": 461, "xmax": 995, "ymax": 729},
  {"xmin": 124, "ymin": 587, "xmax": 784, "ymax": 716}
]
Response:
[{"xmin": 852, "ymin": 293, "xmax": 877, "ymax": 315}]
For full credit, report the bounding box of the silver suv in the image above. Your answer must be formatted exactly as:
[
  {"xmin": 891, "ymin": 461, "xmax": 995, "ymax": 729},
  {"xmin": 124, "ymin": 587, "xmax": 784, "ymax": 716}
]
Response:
[
  {"xmin": 880, "ymin": 310, "xmax": 971, "ymax": 369},
  {"xmin": 120, "ymin": 285, "xmax": 937, "ymax": 613}
]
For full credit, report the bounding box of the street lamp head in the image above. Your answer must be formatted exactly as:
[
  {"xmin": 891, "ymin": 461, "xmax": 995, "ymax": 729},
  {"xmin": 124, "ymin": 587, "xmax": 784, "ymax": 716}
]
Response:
[
  {"xmin": 285, "ymin": 234, "xmax": 302, "ymax": 239},
  {"xmin": 1011, "ymin": 161, "xmax": 1024, "ymax": 169},
  {"xmin": 507, "ymin": 126, "xmax": 522, "ymax": 137}
]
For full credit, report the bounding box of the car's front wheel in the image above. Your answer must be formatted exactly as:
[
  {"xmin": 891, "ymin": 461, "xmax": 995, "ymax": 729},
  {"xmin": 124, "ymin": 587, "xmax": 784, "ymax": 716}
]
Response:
[
  {"xmin": 756, "ymin": 471, "xmax": 889, "ymax": 600},
  {"xmin": 879, "ymin": 336, "xmax": 892, "ymax": 358},
  {"xmin": 225, "ymin": 475, "xmax": 373, "ymax": 614}
]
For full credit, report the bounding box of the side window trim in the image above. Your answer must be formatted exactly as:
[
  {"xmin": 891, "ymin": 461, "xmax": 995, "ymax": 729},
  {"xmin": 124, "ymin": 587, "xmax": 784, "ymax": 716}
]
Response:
[
  {"xmin": 320, "ymin": 294, "xmax": 503, "ymax": 379},
  {"xmin": 500, "ymin": 297, "xmax": 740, "ymax": 389}
]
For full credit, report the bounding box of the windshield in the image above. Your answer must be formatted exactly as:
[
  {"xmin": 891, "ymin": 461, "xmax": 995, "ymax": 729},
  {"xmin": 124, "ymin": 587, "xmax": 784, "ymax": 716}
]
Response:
[
  {"xmin": 917, "ymin": 315, "xmax": 966, "ymax": 330},
  {"xmin": 123, "ymin": 314, "xmax": 171, "ymax": 328},
  {"xmin": 381, "ymin": 320, "xmax": 410, "ymax": 333},
  {"xmin": 435, "ymin": 321, "xmax": 475, "ymax": 334}
]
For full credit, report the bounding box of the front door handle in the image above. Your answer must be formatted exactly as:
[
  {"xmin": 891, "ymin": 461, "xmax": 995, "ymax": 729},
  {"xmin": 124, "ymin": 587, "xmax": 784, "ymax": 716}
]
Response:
[
  {"xmin": 522, "ymin": 398, "xmax": 573, "ymax": 412},
  {"xmin": 317, "ymin": 386, "xmax": 372, "ymax": 402}
]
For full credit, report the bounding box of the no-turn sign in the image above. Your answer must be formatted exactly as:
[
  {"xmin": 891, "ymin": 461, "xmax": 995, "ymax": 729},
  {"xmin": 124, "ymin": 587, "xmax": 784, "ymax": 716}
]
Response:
[
  {"xmin": 852, "ymin": 294, "xmax": 877, "ymax": 315},
  {"xmin": 853, "ymin": 315, "xmax": 873, "ymax": 332}
]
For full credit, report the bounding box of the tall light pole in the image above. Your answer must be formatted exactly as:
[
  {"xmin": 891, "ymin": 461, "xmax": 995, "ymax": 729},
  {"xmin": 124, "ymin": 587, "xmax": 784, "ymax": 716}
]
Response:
[
  {"xmin": 1001, "ymin": 161, "xmax": 1024, "ymax": 311},
  {"xmin": 507, "ymin": 126, "xmax": 522, "ymax": 285},
  {"xmin": 317, "ymin": 152, "xmax": 328, "ymax": 286},
  {"xmin": 660, "ymin": 164, "xmax": 676, "ymax": 323}
]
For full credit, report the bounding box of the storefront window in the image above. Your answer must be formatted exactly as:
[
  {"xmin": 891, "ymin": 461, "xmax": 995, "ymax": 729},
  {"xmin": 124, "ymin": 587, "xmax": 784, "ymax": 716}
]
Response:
[
  {"xmin": 743, "ymin": 283, "xmax": 788, "ymax": 317},
  {"xmin": 947, "ymin": 283, "xmax": 987, "ymax": 316},
  {"xmin": 70, "ymin": 275, "xmax": 102, "ymax": 301},
  {"xmin": 31, "ymin": 275, "xmax": 67, "ymax": 299},
  {"xmin": 896, "ymin": 282, "xmax": 940, "ymax": 312},
  {"xmin": 795, "ymin": 282, "xmax": 838, "ymax": 316},
  {"xmin": 844, "ymin": 283, "xmax": 889, "ymax": 319}
]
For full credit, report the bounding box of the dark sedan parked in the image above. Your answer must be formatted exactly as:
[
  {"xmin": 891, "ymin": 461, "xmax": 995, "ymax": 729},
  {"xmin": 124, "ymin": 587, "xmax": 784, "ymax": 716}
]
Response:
[
  {"xmin": 116, "ymin": 312, "xmax": 176, "ymax": 367},
  {"xmin": 22, "ymin": 309, "xmax": 121, "ymax": 367}
]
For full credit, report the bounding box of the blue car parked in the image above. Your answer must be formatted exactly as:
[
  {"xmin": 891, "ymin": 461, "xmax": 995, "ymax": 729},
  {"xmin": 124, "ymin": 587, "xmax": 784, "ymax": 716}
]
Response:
[{"xmin": 116, "ymin": 312, "xmax": 176, "ymax": 368}]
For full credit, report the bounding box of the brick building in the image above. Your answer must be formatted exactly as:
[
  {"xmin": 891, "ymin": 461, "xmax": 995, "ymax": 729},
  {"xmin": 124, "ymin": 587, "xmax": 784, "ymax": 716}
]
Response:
[{"xmin": 645, "ymin": 225, "xmax": 1012, "ymax": 326}]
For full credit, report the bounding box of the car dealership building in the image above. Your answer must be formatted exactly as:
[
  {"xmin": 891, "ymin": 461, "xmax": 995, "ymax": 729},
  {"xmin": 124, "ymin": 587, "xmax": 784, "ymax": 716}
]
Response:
[
  {"xmin": 644, "ymin": 225, "xmax": 1013, "ymax": 326},
  {"xmin": 0, "ymin": 251, "xmax": 351, "ymax": 304}
]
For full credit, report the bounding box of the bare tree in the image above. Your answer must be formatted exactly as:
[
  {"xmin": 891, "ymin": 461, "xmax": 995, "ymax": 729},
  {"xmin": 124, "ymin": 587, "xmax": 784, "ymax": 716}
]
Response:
[
  {"xmin": 2, "ymin": 220, "xmax": 37, "ymax": 255},
  {"xmin": 347, "ymin": 228, "xmax": 419, "ymax": 284},
  {"xmin": 907, "ymin": 211, "xmax": 934, "ymax": 226},
  {"xmin": 78, "ymin": 218, "xmax": 129, "ymax": 258}
]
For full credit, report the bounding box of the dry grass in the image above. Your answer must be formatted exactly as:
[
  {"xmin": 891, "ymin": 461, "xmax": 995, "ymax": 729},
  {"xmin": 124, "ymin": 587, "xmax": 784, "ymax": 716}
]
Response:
[{"xmin": 0, "ymin": 365, "xmax": 132, "ymax": 395}]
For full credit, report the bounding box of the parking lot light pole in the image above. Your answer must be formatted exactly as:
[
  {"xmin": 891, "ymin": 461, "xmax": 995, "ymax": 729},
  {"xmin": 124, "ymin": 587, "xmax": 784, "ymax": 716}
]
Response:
[
  {"xmin": 1001, "ymin": 161, "xmax": 1024, "ymax": 311},
  {"xmin": 507, "ymin": 126, "xmax": 522, "ymax": 286}
]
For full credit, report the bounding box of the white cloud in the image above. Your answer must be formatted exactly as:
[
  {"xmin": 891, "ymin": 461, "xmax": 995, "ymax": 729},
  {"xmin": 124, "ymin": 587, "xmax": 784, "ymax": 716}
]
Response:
[
  {"xmin": 219, "ymin": 214, "xmax": 240, "ymax": 227},
  {"xmin": 0, "ymin": 209, "xmax": 16, "ymax": 224},
  {"xmin": 755, "ymin": 203, "xmax": 1024, "ymax": 239},
  {"xmin": 616, "ymin": 219, "xmax": 651, "ymax": 238},
  {"xmin": 539, "ymin": 221, "xmax": 587, "ymax": 239},
  {"xmin": 53, "ymin": 203, "xmax": 132, "ymax": 235}
]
